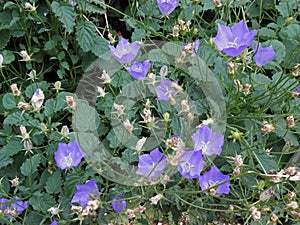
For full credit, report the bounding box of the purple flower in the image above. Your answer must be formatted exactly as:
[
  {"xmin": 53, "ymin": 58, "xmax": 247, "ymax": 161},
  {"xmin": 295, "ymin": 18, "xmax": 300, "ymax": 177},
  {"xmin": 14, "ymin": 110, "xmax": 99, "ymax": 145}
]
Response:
[
  {"xmin": 296, "ymin": 86, "xmax": 300, "ymax": 93},
  {"xmin": 50, "ymin": 221, "xmax": 58, "ymax": 225},
  {"xmin": 155, "ymin": 79, "xmax": 176, "ymax": 101},
  {"xmin": 109, "ymin": 38, "xmax": 140, "ymax": 64},
  {"xmin": 54, "ymin": 141, "xmax": 85, "ymax": 170},
  {"xmin": 157, "ymin": 0, "xmax": 180, "ymax": 15},
  {"xmin": 136, "ymin": 148, "xmax": 167, "ymax": 179},
  {"xmin": 71, "ymin": 180, "xmax": 100, "ymax": 207},
  {"xmin": 126, "ymin": 60, "xmax": 151, "ymax": 80},
  {"xmin": 192, "ymin": 126, "xmax": 224, "ymax": 156},
  {"xmin": 212, "ymin": 20, "xmax": 258, "ymax": 57},
  {"xmin": 199, "ymin": 166, "xmax": 230, "ymax": 196},
  {"xmin": 178, "ymin": 150, "xmax": 203, "ymax": 179},
  {"xmin": 0, "ymin": 197, "xmax": 28, "ymax": 218},
  {"xmin": 111, "ymin": 194, "xmax": 126, "ymax": 213},
  {"xmin": 254, "ymin": 44, "xmax": 276, "ymax": 66}
]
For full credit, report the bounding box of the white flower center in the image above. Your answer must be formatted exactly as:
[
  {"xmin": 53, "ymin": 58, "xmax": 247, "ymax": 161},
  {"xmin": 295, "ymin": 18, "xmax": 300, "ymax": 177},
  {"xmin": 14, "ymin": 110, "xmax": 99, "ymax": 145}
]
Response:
[
  {"xmin": 207, "ymin": 180, "xmax": 219, "ymax": 189},
  {"xmin": 114, "ymin": 47, "xmax": 130, "ymax": 58},
  {"xmin": 62, "ymin": 153, "xmax": 73, "ymax": 167},
  {"xmin": 228, "ymin": 37, "xmax": 239, "ymax": 48},
  {"xmin": 199, "ymin": 141, "xmax": 210, "ymax": 153},
  {"xmin": 182, "ymin": 162, "xmax": 194, "ymax": 173}
]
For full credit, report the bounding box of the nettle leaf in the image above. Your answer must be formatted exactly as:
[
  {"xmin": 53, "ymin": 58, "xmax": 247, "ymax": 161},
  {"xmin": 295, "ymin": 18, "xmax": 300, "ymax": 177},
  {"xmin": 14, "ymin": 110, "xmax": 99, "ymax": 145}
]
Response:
[
  {"xmin": 20, "ymin": 154, "xmax": 41, "ymax": 176},
  {"xmin": 45, "ymin": 171, "xmax": 62, "ymax": 194},
  {"xmin": 76, "ymin": 21, "xmax": 109, "ymax": 57},
  {"xmin": 51, "ymin": 1, "xmax": 76, "ymax": 33}
]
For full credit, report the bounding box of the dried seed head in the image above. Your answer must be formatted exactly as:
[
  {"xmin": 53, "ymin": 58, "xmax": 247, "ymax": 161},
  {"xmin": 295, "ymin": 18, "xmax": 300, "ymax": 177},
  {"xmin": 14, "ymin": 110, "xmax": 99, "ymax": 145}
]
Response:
[
  {"xmin": 286, "ymin": 115, "xmax": 295, "ymax": 128},
  {"xmin": 173, "ymin": 25, "xmax": 179, "ymax": 37},
  {"xmin": 10, "ymin": 83, "xmax": 21, "ymax": 96},
  {"xmin": 243, "ymin": 84, "xmax": 251, "ymax": 95},
  {"xmin": 66, "ymin": 96, "xmax": 76, "ymax": 109},
  {"xmin": 227, "ymin": 62, "xmax": 235, "ymax": 74},
  {"xmin": 150, "ymin": 194, "xmax": 163, "ymax": 205},
  {"xmin": 261, "ymin": 121, "xmax": 274, "ymax": 133}
]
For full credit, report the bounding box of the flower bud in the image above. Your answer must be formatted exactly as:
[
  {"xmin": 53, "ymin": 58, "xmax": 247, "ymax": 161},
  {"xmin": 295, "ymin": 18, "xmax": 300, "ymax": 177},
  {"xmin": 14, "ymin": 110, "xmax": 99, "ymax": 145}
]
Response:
[
  {"xmin": 54, "ymin": 81, "xmax": 62, "ymax": 93},
  {"xmin": 10, "ymin": 177, "xmax": 19, "ymax": 187},
  {"xmin": 160, "ymin": 65, "xmax": 168, "ymax": 77},
  {"xmin": 147, "ymin": 72, "xmax": 156, "ymax": 84},
  {"xmin": 108, "ymin": 33, "xmax": 115, "ymax": 44},
  {"xmin": 212, "ymin": 0, "xmax": 222, "ymax": 7},
  {"xmin": 27, "ymin": 70, "xmax": 37, "ymax": 81},
  {"xmin": 123, "ymin": 119, "xmax": 133, "ymax": 133},
  {"xmin": 100, "ymin": 70, "xmax": 111, "ymax": 84},
  {"xmin": 235, "ymin": 155, "xmax": 243, "ymax": 166},
  {"xmin": 20, "ymin": 126, "xmax": 29, "ymax": 139},
  {"xmin": 227, "ymin": 62, "xmax": 235, "ymax": 74},
  {"xmin": 31, "ymin": 88, "xmax": 45, "ymax": 111},
  {"xmin": 40, "ymin": 123, "xmax": 48, "ymax": 132},
  {"xmin": 20, "ymin": 50, "xmax": 30, "ymax": 61},
  {"xmin": 286, "ymin": 17, "xmax": 294, "ymax": 24},
  {"xmin": 25, "ymin": 2, "xmax": 36, "ymax": 11},
  {"xmin": 233, "ymin": 79, "xmax": 243, "ymax": 91},
  {"xmin": 135, "ymin": 137, "xmax": 147, "ymax": 154},
  {"xmin": 97, "ymin": 86, "xmax": 106, "ymax": 97},
  {"xmin": 163, "ymin": 112, "xmax": 170, "ymax": 123},
  {"xmin": 61, "ymin": 125, "xmax": 69, "ymax": 137},
  {"xmin": 24, "ymin": 140, "xmax": 33, "ymax": 153},
  {"xmin": 243, "ymin": 83, "xmax": 251, "ymax": 95},
  {"xmin": 286, "ymin": 201, "xmax": 298, "ymax": 209}
]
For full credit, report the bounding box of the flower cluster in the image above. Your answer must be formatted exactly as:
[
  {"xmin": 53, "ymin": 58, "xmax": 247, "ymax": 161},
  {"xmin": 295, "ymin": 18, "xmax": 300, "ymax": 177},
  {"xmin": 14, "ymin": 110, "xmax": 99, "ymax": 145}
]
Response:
[
  {"xmin": 0, "ymin": 197, "xmax": 28, "ymax": 219},
  {"xmin": 212, "ymin": 20, "xmax": 276, "ymax": 66},
  {"xmin": 136, "ymin": 126, "xmax": 230, "ymax": 196}
]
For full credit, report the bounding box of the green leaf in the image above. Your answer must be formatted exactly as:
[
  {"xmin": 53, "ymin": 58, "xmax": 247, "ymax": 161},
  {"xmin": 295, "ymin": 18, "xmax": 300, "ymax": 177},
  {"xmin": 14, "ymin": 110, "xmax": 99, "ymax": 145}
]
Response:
[
  {"xmin": 75, "ymin": 21, "xmax": 109, "ymax": 56},
  {"xmin": 0, "ymin": 30, "xmax": 10, "ymax": 49},
  {"xmin": 3, "ymin": 111, "xmax": 24, "ymax": 126},
  {"xmin": 44, "ymin": 39, "xmax": 56, "ymax": 51},
  {"xmin": 2, "ymin": 93, "xmax": 16, "ymax": 109},
  {"xmin": 253, "ymin": 152, "xmax": 277, "ymax": 173},
  {"xmin": 44, "ymin": 99, "xmax": 55, "ymax": 117},
  {"xmin": 269, "ymin": 40, "xmax": 286, "ymax": 64},
  {"xmin": 259, "ymin": 27, "xmax": 275, "ymax": 39},
  {"xmin": 2, "ymin": 49, "xmax": 15, "ymax": 64},
  {"xmin": 45, "ymin": 171, "xmax": 62, "ymax": 194},
  {"xmin": 51, "ymin": 1, "xmax": 76, "ymax": 33},
  {"xmin": 0, "ymin": 156, "xmax": 13, "ymax": 169},
  {"xmin": 1, "ymin": 140, "xmax": 22, "ymax": 157},
  {"xmin": 122, "ymin": 148, "xmax": 138, "ymax": 163},
  {"xmin": 20, "ymin": 154, "xmax": 41, "ymax": 176},
  {"xmin": 29, "ymin": 191, "xmax": 56, "ymax": 213},
  {"xmin": 25, "ymin": 81, "xmax": 49, "ymax": 98}
]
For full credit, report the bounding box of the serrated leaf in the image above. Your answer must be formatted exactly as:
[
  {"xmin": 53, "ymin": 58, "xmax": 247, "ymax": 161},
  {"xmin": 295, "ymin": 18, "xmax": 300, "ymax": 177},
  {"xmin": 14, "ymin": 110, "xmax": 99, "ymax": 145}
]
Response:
[
  {"xmin": 1, "ymin": 140, "xmax": 22, "ymax": 157},
  {"xmin": 259, "ymin": 27, "xmax": 275, "ymax": 39},
  {"xmin": 76, "ymin": 21, "xmax": 109, "ymax": 57},
  {"xmin": 45, "ymin": 171, "xmax": 62, "ymax": 194},
  {"xmin": 3, "ymin": 111, "xmax": 24, "ymax": 126},
  {"xmin": 2, "ymin": 93, "xmax": 16, "ymax": 109},
  {"xmin": 0, "ymin": 30, "xmax": 10, "ymax": 49},
  {"xmin": 29, "ymin": 191, "xmax": 56, "ymax": 212},
  {"xmin": 20, "ymin": 154, "xmax": 41, "ymax": 176},
  {"xmin": 0, "ymin": 156, "xmax": 13, "ymax": 169},
  {"xmin": 51, "ymin": 1, "xmax": 76, "ymax": 33},
  {"xmin": 270, "ymin": 40, "xmax": 286, "ymax": 64}
]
